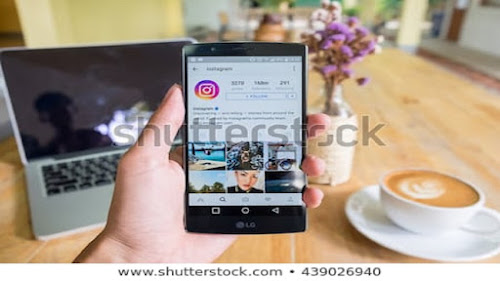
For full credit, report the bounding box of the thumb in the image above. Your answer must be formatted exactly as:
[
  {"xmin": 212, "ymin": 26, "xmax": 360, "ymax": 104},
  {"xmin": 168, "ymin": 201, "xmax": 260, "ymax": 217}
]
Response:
[{"xmin": 129, "ymin": 84, "xmax": 184, "ymax": 161}]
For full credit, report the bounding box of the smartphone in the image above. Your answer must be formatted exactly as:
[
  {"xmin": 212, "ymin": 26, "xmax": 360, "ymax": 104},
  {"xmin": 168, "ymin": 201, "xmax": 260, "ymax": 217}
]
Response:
[{"xmin": 183, "ymin": 42, "xmax": 307, "ymax": 234}]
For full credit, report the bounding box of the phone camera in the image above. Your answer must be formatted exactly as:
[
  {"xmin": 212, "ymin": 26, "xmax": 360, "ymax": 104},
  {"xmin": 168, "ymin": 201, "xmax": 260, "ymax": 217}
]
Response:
[{"xmin": 211, "ymin": 47, "xmax": 216, "ymax": 52}]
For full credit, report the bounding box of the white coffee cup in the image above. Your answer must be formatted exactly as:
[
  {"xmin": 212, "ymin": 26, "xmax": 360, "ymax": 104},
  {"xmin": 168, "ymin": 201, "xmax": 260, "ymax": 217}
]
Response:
[{"xmin": 379, "ymin": 169, "xmax": 494, "ymax": 235}]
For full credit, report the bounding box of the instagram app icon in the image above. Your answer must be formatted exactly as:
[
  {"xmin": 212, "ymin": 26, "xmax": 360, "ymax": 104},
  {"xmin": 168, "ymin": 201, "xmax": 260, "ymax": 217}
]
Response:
[{"xmin": 194, "ymin": 80, "xmax": 220, "ymax": 100}]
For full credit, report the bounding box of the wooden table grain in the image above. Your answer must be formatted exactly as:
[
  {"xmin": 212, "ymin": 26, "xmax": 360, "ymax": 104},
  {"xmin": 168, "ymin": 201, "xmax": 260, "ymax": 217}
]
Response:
[{"xmin": 0, "ymin": 49, "xmax": 499, "ymax": 263}]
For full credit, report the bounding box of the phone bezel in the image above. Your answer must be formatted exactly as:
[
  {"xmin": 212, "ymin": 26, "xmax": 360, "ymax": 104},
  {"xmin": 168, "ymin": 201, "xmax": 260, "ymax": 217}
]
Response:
[{"xmin": 183, "ymin": 42, "xmax": 308, "ymax": 234}]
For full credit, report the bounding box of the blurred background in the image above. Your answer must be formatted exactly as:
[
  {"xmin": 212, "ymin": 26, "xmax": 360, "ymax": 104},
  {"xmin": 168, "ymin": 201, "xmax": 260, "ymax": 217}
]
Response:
[{"xmin": 1, "ymin": 0, "xmax": 499, "ymax": 139}]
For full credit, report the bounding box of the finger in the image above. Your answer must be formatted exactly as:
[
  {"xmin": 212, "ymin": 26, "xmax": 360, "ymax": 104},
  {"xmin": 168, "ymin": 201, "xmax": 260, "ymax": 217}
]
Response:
[
  {"xmin": 302, "ymin": 187, "xmax": 324, "ymax": 208},
  {"xmin": 307, "ymin": 113, "xmax": 330, "ymax": 139},
  {"xmin": 129, "ymin": 84, "xmax": 184, "ymax": 161},
  {"xmin": 301, "ymin": 155, "xmax": 325, "ymax": 177}
]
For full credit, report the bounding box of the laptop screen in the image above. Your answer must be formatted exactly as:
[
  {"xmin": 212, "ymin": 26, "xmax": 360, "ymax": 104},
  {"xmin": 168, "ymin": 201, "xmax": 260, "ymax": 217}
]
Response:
[{"xmin": 1, "ymin": 41, "xmax": 190, "ymax": 161}]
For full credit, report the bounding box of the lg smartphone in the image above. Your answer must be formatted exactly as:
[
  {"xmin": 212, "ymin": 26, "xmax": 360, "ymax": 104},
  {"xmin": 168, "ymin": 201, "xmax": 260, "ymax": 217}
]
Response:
[{"xmin": 183, "ymin": 42, "xmax": 307, "ymax": 234}]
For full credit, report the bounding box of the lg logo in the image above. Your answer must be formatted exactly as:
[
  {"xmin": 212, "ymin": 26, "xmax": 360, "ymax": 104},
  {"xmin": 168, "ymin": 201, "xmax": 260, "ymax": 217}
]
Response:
[{"xmin": 236, "ymin": 221, "xmax": 256, "ymax": 229}]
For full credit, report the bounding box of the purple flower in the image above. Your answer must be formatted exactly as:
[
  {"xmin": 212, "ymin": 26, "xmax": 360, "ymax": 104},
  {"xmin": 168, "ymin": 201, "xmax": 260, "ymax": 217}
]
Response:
[
  {"xmin": 357, "ymin": 49, "xmax": 370, "ymax": 57},
  {"xmin": 321, "ymin": 40, "xmax": 333, "ymax": 50},
  {"xmin": 327, "ymin": 22, "xmax": 351, "ymax": 35},
  {"xmin": 329, "ymin": 34, "xmax": 346, "ymax": 42},
  {"xmin": 340, "ymin": 45, "xmax": 354, "ymax": 57},
  {"xmin": 357, "ymin": 77, "xmax": 370, "ymax": 86},
  {"xmin": 356, "ymin": 41, "xmax": 374, "ymax": 55},
  {"xmin": 342, "ymin": 64, "xmax": 354, "ymax": 78},
  {"xmin": 322, "ymin": 65, "xmax": 337, "ymax": 75},
  {"xmin": 342, "ymin": 68, "xmax": 353, "ymax": 77},
  {"xmin": 351, "ymin": 56, "xmax": 364, "ymax": 63},
  {"xmin": 356, "ymin": 41, "xmax": 376, "ymax": 56},
  {"xmin": 356, "ymin": 27, "xmax": 369, "ymax": 37},
  {"xmin": 367, "ymin": 40, "xmax": 376, "ymax": 50},
  {"xmin": 326, "ymin": 22, "xmax": 342, "ymax": 32},
  {"xmin": 337, "ymin": 24, "xmax": 352, "ymax": 35},
  {"xmin": 345, "ymin": 33, "xmax": 356, "ymax": 42},
  {"xmin": 315, "ymin": 30, "xmax": 326, "ymax": 37},
  {"xmin": 347, "ymin": 17, "xmax": 359, "ymax": 26},
  {"xmin": 300, "ymin": 8, "xmax": 382, "ymax": 88}
]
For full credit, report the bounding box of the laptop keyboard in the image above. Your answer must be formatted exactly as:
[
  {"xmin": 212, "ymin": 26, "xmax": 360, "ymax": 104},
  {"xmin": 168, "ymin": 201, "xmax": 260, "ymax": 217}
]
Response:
[{"xmin": 42, "ymin": 152, "xmax": 123, "ymax": 196}]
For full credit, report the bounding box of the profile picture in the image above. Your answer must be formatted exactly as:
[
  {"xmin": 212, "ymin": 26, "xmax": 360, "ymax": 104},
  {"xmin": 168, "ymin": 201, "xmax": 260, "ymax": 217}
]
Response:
[
  {"xmin": 188, "ymin": 142, "xmax": 226, "ymax": 170},
  {"xmin": 265, "ymin": 143, "xmax": 299, "ymax": 171},
  {"xmin": 226, "ymin": 141, "xmax": 264, "ymax": 170},
  {"xmin": 194, "ymin": 80, "xmax": 220, "ymax": 100},
  {"xmin": 226, "ymin": 170, "xmax": 265, "ymax": 193},
  {"xmin": 188, "ymin": 171, "xmax": 226, "ymax": 193},
  {"xmin": 265, "ymin": 171, "xmax": 306, "ymax": 193}
]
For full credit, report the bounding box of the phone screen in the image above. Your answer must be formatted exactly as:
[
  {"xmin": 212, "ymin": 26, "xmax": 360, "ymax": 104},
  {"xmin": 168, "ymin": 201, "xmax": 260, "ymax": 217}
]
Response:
[{"xmin": 186, "ymin": 55, "xmax": 305, "ymax": 221}]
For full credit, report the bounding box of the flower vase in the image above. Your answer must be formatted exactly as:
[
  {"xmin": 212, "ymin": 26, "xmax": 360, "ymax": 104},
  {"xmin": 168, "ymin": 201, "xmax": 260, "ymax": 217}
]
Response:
[
  {"xmin": 307, "ymin": 84, "xmax": 357, "ymax": 186},
  {"xmin": 254, "ymin": 13, "xmax": 286, "ymax": 42}
]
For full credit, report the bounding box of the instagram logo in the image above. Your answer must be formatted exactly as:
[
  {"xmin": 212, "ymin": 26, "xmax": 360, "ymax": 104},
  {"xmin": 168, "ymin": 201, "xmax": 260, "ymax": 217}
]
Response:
[{"xmin": 194, "ymin": 80, "xmax": 220, "ymax": 100}]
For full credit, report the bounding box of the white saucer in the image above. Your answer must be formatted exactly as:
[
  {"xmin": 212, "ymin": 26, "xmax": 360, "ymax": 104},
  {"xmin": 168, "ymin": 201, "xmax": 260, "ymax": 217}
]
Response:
[{"xmin": 345, "ymin": 185, "xmax": 500, "ymax": 262}]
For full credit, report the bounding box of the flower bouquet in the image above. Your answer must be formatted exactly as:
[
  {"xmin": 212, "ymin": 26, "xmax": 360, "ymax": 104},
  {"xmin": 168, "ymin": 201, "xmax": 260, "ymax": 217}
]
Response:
[
  {"xmin": 301, "ymin": 0, "xmax": 382, "ymax": 185},
  {"xmin": 302, "ymin": 0, "xmax": 382, "ymax": 115}
]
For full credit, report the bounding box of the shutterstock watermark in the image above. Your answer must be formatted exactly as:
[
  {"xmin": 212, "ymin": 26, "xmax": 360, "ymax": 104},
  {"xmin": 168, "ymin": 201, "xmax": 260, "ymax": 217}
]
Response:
[
  {"xmin": 111, "ymin": 115, "xmax": 386, "ymax": 147},
  {"xmin": 314, "ymin": 116, "xmax": 386, "ymax": 146}
]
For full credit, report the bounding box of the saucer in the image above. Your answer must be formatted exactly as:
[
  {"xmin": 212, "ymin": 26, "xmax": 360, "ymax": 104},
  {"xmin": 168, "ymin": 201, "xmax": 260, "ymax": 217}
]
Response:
[{"xmin": 345, "ymin": 185, "xmax": 500, "ymax": 262}]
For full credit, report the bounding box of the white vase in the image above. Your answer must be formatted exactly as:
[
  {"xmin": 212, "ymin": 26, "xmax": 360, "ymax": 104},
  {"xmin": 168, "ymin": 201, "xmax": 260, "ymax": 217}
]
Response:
[{"xmin": 307, "ymin": 85, "xmax": 357, "ymax": 186}]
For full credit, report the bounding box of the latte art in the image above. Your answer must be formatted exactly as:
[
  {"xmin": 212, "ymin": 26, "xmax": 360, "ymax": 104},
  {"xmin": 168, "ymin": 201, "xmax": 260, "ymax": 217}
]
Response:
[
  {"xmin": 384, "ymin": 170, "xmax": 479, "ymax": 208},
  {"xmin": 399, "ymin": 180, "xmax": 445, "ymax": 199}
]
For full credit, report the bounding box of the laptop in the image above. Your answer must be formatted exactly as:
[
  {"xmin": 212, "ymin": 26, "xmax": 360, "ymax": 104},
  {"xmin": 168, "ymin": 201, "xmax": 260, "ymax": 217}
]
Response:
[{"xmin": 0, "ymin": 39, "xmax": 193, "ymax": 240}]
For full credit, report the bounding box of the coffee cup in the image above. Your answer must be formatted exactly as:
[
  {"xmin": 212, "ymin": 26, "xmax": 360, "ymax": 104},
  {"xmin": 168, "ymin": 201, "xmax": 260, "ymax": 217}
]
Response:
[{"xmin": 379, "ymin": 169, "xmax": 494, "ymax": 235}]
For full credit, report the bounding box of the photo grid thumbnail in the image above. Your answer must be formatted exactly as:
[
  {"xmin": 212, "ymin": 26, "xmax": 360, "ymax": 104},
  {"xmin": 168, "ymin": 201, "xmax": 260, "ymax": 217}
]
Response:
[
  {"xmin": 188, "ymin": 142, "xmax": 226, "ymax": 171},
  {"xmin": 265, "ymin": 143, "xmax": 299, "ymax": 171},
  {"xmin": 226, "ymin": 141, "xmax": 264, "ymax": 170},
  {"xmin": 188, "ymin": 170, "xmax": 226, "ymax": 193},
  {"xmin": 227, "ymin": 170, "xmax": 265, "ymax": 193}
]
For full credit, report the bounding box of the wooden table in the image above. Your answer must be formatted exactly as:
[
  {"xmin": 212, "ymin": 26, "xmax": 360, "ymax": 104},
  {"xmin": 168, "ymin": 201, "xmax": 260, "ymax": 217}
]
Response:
[{"xmin": 1, "ymin": 49, "xmax": 499, "ymax": 263}]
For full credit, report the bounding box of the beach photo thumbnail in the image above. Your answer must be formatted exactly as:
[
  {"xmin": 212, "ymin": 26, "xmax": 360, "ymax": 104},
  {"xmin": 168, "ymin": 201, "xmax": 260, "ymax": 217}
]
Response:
[{"xmin": 188, "ymin": 142, "xmax": 226, "ymax": 171}]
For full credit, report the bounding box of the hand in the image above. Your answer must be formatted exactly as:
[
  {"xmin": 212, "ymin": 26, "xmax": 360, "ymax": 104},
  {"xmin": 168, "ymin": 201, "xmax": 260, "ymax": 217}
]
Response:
[{"xmin": 75, "ymin": 85, "xmax": 330, "ymax": 263}]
